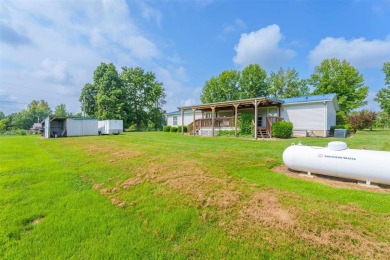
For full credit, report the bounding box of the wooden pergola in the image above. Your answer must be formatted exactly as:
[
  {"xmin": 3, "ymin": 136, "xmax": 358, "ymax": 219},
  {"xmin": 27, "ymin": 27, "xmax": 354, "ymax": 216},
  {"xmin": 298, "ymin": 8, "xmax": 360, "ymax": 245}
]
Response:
[{"xmin": 178, "ymin": 97, "xmax": 284, "ymax": 139}]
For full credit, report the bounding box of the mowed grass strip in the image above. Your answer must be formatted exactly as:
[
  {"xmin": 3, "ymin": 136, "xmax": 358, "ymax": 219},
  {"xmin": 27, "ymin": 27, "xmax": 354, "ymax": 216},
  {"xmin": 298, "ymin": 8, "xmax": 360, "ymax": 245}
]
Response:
[{"xmin": 1, "ymin": 130, "xmax": 390, "ymax": 259}]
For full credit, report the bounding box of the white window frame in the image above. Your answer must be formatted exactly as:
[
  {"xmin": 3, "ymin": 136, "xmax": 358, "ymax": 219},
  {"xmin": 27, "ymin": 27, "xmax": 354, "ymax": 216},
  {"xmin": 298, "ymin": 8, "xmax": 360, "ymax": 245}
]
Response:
[{"xmin": 173, "ymin": 116, "xmax": 178, "ymax": 126}]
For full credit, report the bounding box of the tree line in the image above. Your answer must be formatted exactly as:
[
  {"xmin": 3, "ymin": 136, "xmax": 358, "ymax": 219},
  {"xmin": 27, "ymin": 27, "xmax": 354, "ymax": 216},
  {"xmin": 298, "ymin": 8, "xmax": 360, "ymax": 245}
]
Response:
[
  {"xmin": 200, "ymin": 58, "xmax": 390, "ymax": 130},
  {"xmin": 0, "ymin": 101, "xmax": 75, "ymax": 132},
  {"xmin": 0, "ymin": 63, "xmax": 167, "ymax": 133},
  {"xmin": 1, "ymin": 59, "xmax": 389, "ymax": 133}
]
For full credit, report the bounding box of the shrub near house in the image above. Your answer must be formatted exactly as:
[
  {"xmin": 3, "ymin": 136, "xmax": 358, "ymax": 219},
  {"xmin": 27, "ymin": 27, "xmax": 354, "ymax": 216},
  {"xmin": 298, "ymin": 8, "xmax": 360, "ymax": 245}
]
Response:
[{"xmin": 272, "ymin": 121, "xmax": 293, "ymax": 138}]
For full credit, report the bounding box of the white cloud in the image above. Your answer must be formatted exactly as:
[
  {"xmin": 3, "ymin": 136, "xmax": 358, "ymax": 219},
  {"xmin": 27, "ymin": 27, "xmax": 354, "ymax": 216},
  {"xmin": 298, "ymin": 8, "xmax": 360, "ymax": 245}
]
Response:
[
  {"xmin": 184, "ymin": 98, "xmax": 196, "ymax": 106},
  {"xmin": 0, "ymin": 0, "xmax": 163, "ymax": 114},
  {"xmin": 309, "ymin": 36, "xmax": 390, "ymax": 68},
  {"xmin": 35, "ymin": 59, "xmax": 73, "ymax": 84},
  {"xmin": 223, "ymin": 19, "xmax": 246, "ymax": 34},
  {"xmin": 137, "ymin": 0, "xmax": 162, "ymax": 26},
  {"xmin": 155, "ymin": 66, "xmax": 199, "ymax": 112},
  {"xmin": 233, "ymin": 24, "xmax": 295, "ymax": 68}
]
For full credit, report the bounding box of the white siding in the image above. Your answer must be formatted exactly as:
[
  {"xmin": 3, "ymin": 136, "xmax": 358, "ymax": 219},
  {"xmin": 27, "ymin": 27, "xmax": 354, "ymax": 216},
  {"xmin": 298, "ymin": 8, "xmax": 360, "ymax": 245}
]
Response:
[
  {"xmin": 281, "ymin": 103, "xmax": 325, "ymax": 131},
  {"xmin": 44, "ymin": 117, "xmax": 50, "ymax": 138},
  {"xmin": 166, "ymin": 112, "xmax": 202, "ymax": 126},
  {"xmin": 327, "ymin": 101, "xmax": 337, "ymax": 128},
  {"xmin": 66, "ymin": 119, "xmax": 98, "ymax": 136}
]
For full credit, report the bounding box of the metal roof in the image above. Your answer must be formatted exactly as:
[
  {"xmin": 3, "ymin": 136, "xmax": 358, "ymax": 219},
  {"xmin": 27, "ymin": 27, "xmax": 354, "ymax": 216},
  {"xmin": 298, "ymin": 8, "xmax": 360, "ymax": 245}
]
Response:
[
  {"xmin": 282, "ymin": 93, "xmax": 337, "ymax": 104},
  {"xmin": 166, "ymin": 94, "xmax": 339, "ymax": 114},
  {"xmin": 178, "ymin": 96, "xmax": 284, "ymax": 111}
]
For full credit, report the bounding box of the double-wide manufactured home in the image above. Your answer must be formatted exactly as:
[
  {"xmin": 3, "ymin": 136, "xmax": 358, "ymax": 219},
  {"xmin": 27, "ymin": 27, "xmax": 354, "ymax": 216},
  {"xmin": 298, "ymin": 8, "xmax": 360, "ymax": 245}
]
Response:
[
  {"xmin": 165, "ymin": 94, "xmax": 339, "ymax": 138},
  {"xmin": 42, "ymin": 117, "xmax": 98, "ymax": 138}
]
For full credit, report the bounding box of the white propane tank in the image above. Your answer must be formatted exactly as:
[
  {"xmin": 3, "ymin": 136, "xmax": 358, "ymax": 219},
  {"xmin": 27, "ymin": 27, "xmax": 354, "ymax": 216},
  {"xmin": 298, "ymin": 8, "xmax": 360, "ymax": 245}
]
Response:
[{"xmin": 283, "ymin": 141, "xmax": 390, "ymax": 185}]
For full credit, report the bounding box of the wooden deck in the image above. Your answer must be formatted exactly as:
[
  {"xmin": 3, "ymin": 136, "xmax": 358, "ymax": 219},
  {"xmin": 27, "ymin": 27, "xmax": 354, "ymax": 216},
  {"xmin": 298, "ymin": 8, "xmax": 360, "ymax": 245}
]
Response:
[{"xmin": 188, "ymin": 116, "xmax": 283, "ymax": 138}]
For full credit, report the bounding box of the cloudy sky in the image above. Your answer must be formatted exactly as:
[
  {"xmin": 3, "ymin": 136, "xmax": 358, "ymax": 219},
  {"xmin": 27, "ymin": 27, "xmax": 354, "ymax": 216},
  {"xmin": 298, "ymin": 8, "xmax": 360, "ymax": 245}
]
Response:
[{"xmin": 1, "ymin": 0, "xmax": 389, "ymax": 115}]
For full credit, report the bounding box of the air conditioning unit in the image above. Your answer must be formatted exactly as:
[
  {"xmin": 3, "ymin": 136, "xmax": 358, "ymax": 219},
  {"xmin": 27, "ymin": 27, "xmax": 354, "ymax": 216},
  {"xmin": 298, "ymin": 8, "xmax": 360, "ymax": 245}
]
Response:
[{"xmin": 334, "ymin": 129, "xmax": 347, "ymax": 138}]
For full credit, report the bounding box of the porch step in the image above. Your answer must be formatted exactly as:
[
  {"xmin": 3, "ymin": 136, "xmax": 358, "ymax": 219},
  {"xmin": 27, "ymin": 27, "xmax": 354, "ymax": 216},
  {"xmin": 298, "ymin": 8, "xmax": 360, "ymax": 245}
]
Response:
[{"xmin": 257, "ymin": 128, "xmax": 271, "ymax": 138}]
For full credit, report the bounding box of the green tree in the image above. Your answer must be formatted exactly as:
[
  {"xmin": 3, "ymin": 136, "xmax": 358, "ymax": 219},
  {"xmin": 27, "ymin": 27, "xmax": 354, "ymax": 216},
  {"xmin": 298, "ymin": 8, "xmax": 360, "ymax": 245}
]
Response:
[
  {"xmin": 201, "ymin": 65, "xmax": 270, "ymax": 103},
  {"xmin": 80, "ymin": 83, "xmax": 98, "ymax": 117},
  {"xmin": 121, "ymin": 67, "xmax": 165, "ymax": 131},
  {"xmin": 239, "ymin": 64, "xmax": 268, "ymax": 99},
  {"xmin": 0, "ymin": 111, "xmax": 5, "ymax": 120},
  {"xmin": 94, "ymin": 63, "xmax": 126, "ymax": 120},
  {"xmin": 200, "ymin": 70, "xmax": 240, "ymax": 103},
  {"xmin": 374, "ymin": 61, "xmax": 390, "ymax": 115},
  {"xmin": 375, "ymin": 111, "xmax": 389, "ymax": 129},
  {"xmin": 200, "ymin": 76, "xmax": 220, "ymax": 103},
  {"xmin": 54, "ymin": 104, "xmax": 68, "ymax": 117},
  {"xmin": 80, "ymin": 63, "xmax": 166, "ymax": 130},
  {"xmin": 0, "ymin": 118, "xmax": 10, "ymax": 132},
  {"xmin": 268, "ymin": 67, "xmax": 309, "ymax": 98},
  {"xmin": 309, "ymin": 58, "xmax": 369, "ymax": 113},
  {"xmin": 12, "ymin": 100, "xmax": 51, "ymax": 129}
]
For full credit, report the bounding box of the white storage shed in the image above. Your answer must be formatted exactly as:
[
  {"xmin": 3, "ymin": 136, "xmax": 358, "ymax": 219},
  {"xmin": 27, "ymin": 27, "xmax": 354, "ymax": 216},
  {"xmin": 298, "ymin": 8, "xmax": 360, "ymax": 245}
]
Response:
[
  {"xmin": 42, "ymin": 117, "xmax": 98, "ymax": 138},
  {"xmin": 98, "ymin": 120, "xmax": 123, "ymax": 134}
]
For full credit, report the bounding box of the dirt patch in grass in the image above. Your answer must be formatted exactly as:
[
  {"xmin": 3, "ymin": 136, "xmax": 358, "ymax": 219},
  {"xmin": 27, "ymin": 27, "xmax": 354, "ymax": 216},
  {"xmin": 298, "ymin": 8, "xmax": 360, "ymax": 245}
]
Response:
[
  {"xmin": 115, "ymin": 160, "xmax": 390, "ymax": 258},
  {"xmin": 32, "ymin": 217, "xmax": 44, "ymax": 225},
  {"xmin": 238, "ymin": 192, "xmax": 295, "ymax": 228},
  {"xmin": 111, "ymin": 198, "xmax": 126, "ymax": 208},
  {"xmin": 81, "ymin": 143, "xmax": 147, "ymax": 162},
  {"xmin": 82, "ymin": 141, "xmax": 389, "ymax": 258},
  {"xmin": 298, "ymin": 227, "xmax": 390, "ymax": 259},
  {"xmin": 272, "ymin": 165, "xmax": 390, "ymax": 193}
]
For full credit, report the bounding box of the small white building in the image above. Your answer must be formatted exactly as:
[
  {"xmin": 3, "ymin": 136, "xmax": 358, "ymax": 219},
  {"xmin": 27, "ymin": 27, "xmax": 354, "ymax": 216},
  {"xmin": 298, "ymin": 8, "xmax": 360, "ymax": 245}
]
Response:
[
  {"xmin": 165, "ymin": 94, "xmax": 339, "ymax": 138},
  {"xmin": 42, "ymin": 117, "xmax": 98, "ymax": 138},
  {"xmin": 98, "ymin": 120, "xmax": 123, "ymax": 134}
]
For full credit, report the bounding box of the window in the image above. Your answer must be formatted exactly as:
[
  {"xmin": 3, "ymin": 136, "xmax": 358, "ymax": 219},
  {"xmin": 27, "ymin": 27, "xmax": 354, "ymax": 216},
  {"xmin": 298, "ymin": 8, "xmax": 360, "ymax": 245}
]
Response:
[
  {"xmin": 257, "ymin": 117, "xmax": 263, "ymax": 127},
  {"xmin": 268, "ymin": 107, "xmax": 278, "ymax": 116},
  {"xmin": 173, "ymin": 116, "xmax": 177, "ymax": 125}
]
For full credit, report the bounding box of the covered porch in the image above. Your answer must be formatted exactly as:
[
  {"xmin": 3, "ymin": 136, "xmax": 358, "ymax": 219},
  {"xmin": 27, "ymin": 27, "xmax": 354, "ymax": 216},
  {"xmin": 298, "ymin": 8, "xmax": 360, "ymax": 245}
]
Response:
[{"xmin": 178, "ymin": 97, "xmax": 284, "ymax": 139}]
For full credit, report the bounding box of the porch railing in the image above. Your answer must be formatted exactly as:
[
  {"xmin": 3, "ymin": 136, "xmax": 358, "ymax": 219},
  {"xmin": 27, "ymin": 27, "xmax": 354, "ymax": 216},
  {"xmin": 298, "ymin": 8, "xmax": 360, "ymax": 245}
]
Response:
[
  {"xmin": 187, "ymin": 116, "xmax": 283, "ymax": 136},
  {"xmin": 188, "ymin": 117, "xmax": 235, "ymax": 135}
]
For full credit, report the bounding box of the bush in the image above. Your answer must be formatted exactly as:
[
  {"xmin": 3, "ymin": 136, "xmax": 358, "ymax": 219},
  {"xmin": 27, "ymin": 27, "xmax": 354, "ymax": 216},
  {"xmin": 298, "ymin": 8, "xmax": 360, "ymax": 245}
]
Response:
[
  {"xmin": 330, "ymin": 125, "xmax": 346, "ymax": 136},
  {"xmin": 163, "ymin": 126, "xmax": 171, "ymax": 132},
  {"xmin": 348, "ymin": 110, "xmax": 376, "ymax": 133},
  {"xmin": 238, "ymin": 113, "xmax": 254, "ymax": 136},
  {"xmin": 170, "ymin": 126, "xmax": 178, "ymax": 132},
  {"xmin": 0, "ymin": 129, "xmax": 28, "ymax": 136},
  {"xmin": 217, "ymin": 130, "xmax": 235, "ymax": 137},
  {"xmin": 272, "ymin": 121, "xmax": 293, "ymax": 138},
  {"xmin": 177, "ymin": 125, "xmax": 187, "ymax": 133}
]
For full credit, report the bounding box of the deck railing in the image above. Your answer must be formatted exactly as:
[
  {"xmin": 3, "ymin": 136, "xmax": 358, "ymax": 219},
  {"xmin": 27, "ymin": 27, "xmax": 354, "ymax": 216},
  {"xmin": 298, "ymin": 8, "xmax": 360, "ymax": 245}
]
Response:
[
  {"xmin": 187, "ymin": 116, "xmax": 283, "ymax": 136},
  {"xmin": 188, "ymin": 117, "xmax": 235, "ymax": 135}
]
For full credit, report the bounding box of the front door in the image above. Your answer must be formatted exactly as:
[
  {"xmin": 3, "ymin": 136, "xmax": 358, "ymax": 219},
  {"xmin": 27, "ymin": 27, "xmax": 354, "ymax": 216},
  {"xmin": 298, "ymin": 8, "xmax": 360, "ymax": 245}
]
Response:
[{"xmin": 257, "ymin": 116, "xmax": 262, "ymax": 127}]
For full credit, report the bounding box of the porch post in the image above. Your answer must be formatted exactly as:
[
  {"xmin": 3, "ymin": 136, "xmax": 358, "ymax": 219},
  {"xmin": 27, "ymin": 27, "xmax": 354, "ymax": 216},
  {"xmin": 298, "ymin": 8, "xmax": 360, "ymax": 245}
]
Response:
[
  {"xmin": 181, "ymin": 109, "xmax": 184, "ymax": 135},
  {"xmin": 277, "ymin": 103, "xmax": 281, "ymax": 117},
  {"xmin": 192, "ymin": 108, "xmax": 196, "ymax": 136},
  {"xmin": 234, "ymin": 104, "xmax": 239, "ymax": 137},
  {"xmin": 211, "ymin": 106, "xmax": 215, "ymax": 137},
  {"xmin": 254, "ymin": 100, "xmax": 258, "ymax": 139}
]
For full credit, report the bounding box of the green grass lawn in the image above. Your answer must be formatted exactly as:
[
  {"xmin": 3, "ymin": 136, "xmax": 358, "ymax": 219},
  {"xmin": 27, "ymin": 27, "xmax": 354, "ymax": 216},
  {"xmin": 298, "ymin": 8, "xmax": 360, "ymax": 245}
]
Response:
[{"xmin": 1, "ymin": 130, "xmax": 390, "ymax": 259}]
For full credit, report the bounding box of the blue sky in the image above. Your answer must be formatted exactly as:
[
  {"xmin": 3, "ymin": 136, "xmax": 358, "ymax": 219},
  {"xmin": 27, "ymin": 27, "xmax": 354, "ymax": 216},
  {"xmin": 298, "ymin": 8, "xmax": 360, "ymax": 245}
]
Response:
[{"xmin": 0, "ymin": 0, "xmax": 389, "ymax": 115}]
